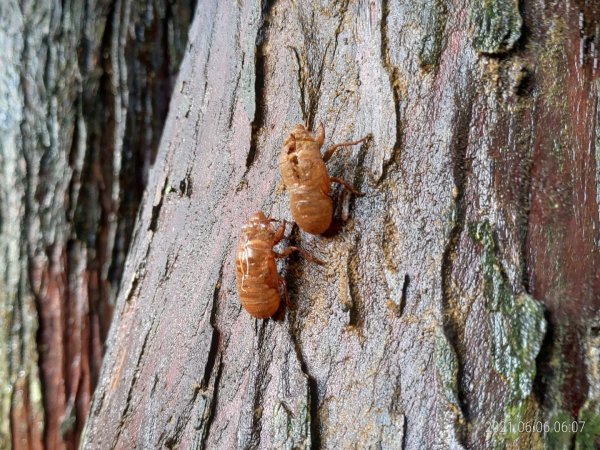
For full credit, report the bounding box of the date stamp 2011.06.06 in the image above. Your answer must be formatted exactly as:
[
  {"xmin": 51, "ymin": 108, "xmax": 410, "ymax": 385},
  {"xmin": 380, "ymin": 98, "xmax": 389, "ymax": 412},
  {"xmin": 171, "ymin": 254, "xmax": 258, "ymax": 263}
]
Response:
[{"xmin": 487, "ymin": 419, "xmax": 586, "ymax": 435}]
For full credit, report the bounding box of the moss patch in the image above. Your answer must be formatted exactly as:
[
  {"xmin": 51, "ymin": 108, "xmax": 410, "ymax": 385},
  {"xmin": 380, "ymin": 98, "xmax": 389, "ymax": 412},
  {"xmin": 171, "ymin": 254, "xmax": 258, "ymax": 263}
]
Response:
[
  {"xmin": 471, "ymin": 0, "xmax": 522, "ymax": 54},
  {"xmin": 434, "ymin": 327, "xmax": 467, "ymax": 443},
  {"xmin": 470, "ymin": 221, "xmax": 547, "ymax": 447},
  {"xmin": 575, "ymin": 402, "xmax": 600, "ymax": 448},
  {"xmin": 471, "ymin": 221, "xmax": 546, "ymax": 398},
  {"xmin": 418, "ymin": 0, "xmax": 447, "ymax": 72},
  {"xmin": 273, "ymin": 396, "xmax": 311, "ymax": 449}
]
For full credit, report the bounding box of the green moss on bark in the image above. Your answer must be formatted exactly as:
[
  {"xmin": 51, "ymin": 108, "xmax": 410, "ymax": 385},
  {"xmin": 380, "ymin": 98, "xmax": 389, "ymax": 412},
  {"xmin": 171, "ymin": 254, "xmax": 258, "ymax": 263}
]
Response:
[
  {"xmin": 418, "ymin": 0, "xmax": 447, "ymax": 72},
  {"xmin": 471, "ymin": 0, "xmax": 522, "ymax": 54},
  {"xmin": 470, "ymin": 221, "xmax": 547, "ymax": 447}
]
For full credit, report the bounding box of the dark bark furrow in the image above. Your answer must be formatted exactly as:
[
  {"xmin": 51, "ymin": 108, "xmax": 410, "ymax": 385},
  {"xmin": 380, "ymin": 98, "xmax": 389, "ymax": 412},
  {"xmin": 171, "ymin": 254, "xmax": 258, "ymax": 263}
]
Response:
[
  {"xmin": 203, "ymin": 266, "xmax": 224, "ymax": 389},
  {"xmin": 200, "ymin": 356, "xmax": 223, "ymax": 449},
  {"xmin": 246, "ymin": 0, "xmax": 276, "ymax": 171},
  {"xmin": 254, "ymin": 322, "xmax": 274, "ymax": 449},
  {"xmin": 111, "ymin": 325, "xmax": 151, "ymax": 449},
  {"xmin": 379, "ymin": 0, "xmax": 402, "ymax": 181},
  {"xmin": 440, "ymin": 84, "xmax": 475, "ymax": 438},
  {"xmin": 288, "ymin": 328, "xmax": 319, "ymax": 449}
]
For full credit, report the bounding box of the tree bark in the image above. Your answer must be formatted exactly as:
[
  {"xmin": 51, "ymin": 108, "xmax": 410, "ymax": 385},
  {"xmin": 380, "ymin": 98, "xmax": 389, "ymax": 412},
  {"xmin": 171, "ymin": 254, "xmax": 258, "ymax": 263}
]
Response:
[
  {"xmin": 0, "ymin": 1, "xmax": 195, "ymax": 449},
  {"xmin": 76, "ymin": 0, "xmax": 599, "ymax": 448}
]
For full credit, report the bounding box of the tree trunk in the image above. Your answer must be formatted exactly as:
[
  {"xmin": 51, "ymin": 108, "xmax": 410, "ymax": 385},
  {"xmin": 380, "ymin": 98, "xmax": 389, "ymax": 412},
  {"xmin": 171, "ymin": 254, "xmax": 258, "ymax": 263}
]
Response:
[
  {"xmin": 0, "ymin": 1, "xmax": 195, "ymax": 449},
  {"xmin": 77, "ymin": 0, "xmax": 600, "ymax": 448}
]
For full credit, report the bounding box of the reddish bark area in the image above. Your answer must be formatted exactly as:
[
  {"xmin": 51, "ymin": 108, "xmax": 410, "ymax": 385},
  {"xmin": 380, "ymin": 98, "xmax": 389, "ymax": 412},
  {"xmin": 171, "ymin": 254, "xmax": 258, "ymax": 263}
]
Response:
[
  {"xmin": 526, "ymin": 0, "xmax": 600, "ymax": 418},
  {"xmin": 10, "ymin": 375, "xmax": 43, "ymax": 450}
]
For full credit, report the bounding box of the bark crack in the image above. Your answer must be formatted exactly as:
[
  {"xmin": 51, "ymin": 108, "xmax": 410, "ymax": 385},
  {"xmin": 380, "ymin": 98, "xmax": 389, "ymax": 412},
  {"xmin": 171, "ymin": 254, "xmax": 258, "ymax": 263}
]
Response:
[
  {"xmin": 292, "ymin": 5, "xmax": 336, "ymax": 130},
  {"xmin": 401, "ymin": 414, "xmax": 408, "ymax": 450},
  {"xmin": 282, "ymin": 233, "xmax": 320, "ymax": 447},
  {"xmin": 330, "ymin": 0, "xmax": 350, "ymax": 64},
  {"xmin": 228, "ymin": 52, "xmax": 245, "ymax": 129},
  {"xmin": 203, "ymin": 265, "xmax": 224, "ymax": 389},
  {"xmin": 380, "ymin": 0, "xmax": 403, "ymax": 181},
  {"xmin": 346, "ymin": 236, "xmax": 364, "ymax": 329},
  {"xmin": 247, "ymin": 321, "xmax": 270, "ymax": 449},
  {"xmin": 287, "ymin": 325, "xmax": 320, "ymax": 449},
  {"xmin": 399, "ymin": 273, "xmax": 410, "ymax": 317},
  {"xmin": 111, "ymin": 326, "xmax": 152, "ymax": 449},
  {"xmin": 178, "ymin": 169, "xmax": 193, "ymax": 198},
  {"xmin": 246, "ymin": 0, "xmax": 276, "ymax": 171},
  {"xmin": 196, "ymin": 263, "xmax": 226, "ymax": 448},
  {"xmin": 164, "ymin": 266, "xmax": 224, "ymax": 450},
  {"xmin": 199, "ymin": 357, "xmax": 223, "ymax": 448},
  {"xmin": 148, "ymin": 177, "xmax": 170, "ymax": 232}
]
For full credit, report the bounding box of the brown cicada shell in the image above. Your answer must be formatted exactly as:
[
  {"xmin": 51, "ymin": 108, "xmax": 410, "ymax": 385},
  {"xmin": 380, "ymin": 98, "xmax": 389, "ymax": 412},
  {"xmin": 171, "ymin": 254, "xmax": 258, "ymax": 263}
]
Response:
[
  {"xmin": 235, "ymin": 211, "xmax": 322, "ymax": 318},
  {"xmin": 280, "ymin": 123, "xmax": 369, "ymax": 234}
]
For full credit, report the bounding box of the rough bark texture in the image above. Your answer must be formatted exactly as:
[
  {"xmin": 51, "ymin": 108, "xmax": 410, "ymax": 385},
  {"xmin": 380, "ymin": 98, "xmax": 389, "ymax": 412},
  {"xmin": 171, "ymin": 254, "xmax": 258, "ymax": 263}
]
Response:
[
  {"xmin": 0, "ymin": 1, "xmax": 195, "ymax": 449},
  {"xmin": 72, "ymin": 0, "xmax": 600, "ymax": 448}
]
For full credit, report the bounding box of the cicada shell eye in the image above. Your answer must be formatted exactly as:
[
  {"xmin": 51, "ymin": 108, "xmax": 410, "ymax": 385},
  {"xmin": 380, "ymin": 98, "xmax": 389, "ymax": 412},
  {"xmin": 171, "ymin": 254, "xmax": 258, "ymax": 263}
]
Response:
[
  {"xmin": 291, "ymin": 124, "xmax": 307, "ymax": 135},
  {"xmin": 284, "ymin": 138, "xmax": 296, "ymax": 155},
  {"xmin": 246, "ymin": 211, "xmax": 268, "ymax": 228},
  {"xmin": 251, "ymin": 211, "xmax": 267, "ymax": 222}
]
